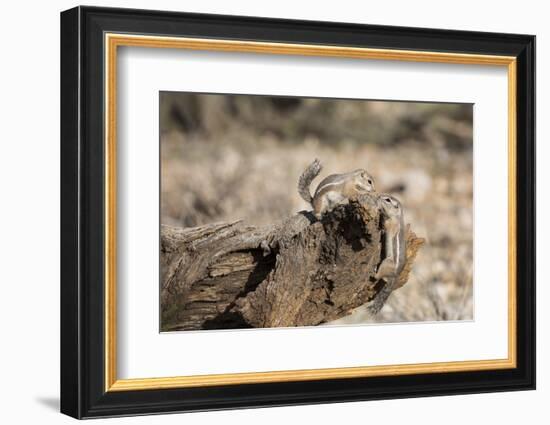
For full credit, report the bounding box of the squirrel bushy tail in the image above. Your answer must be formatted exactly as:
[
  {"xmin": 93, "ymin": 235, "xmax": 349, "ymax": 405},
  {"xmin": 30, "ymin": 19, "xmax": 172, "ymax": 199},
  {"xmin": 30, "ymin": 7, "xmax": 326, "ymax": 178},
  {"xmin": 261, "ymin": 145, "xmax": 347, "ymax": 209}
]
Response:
[
  {"xmin": 367, "ymin": 283, "xmax": 393, "ymax": 316},
  {"xmin": 298, "ymin": 159, "xmax": 322, "ymax": 204}
]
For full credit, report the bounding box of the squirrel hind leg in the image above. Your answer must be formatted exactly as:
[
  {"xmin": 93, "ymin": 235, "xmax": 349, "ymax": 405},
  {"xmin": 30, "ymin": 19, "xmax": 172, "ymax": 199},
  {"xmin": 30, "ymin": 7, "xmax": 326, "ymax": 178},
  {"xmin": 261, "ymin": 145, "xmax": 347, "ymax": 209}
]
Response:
[
  {"xmin": 375, "ymin": 258, "xmax": 398, "ymax": 281},
  {"xmin": 324, "ymin": 192, "xmax": 347, "ymax": 213},
  {"xmin": 313, "ymin": 192, "xmax": 347, "ymax": 219},
  {"xmin": 312, "ymin": 196, "xmax": 326, "ymax": 219}
]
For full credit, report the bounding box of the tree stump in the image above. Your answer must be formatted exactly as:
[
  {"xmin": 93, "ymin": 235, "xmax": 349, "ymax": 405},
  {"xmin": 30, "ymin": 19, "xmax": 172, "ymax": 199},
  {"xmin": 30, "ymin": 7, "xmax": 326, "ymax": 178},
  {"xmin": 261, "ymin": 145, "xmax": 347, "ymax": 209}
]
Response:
[{"xmin": 160, "ymin": 195, "xmax": 424, "ymax": 331}]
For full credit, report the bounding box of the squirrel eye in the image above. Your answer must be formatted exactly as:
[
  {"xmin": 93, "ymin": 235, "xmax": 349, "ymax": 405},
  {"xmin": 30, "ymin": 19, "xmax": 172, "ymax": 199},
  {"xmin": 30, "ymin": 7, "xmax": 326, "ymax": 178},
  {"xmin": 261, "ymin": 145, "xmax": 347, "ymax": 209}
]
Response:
[
  {"xmin": 367, "ymin": 179, "xmax": 372, "ymax": 185},
  {"xmin": 384, "ymin": 198, "xmax": 391, "ymax": 203}
]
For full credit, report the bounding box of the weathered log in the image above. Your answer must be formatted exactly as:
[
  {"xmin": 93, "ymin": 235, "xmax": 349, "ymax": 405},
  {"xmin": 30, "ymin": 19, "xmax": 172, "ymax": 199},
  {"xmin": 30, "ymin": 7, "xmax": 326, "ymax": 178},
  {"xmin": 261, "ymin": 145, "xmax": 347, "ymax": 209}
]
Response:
[{"xmin": 160, "ymin": 195, "xmax": 424, "ymax": 331}]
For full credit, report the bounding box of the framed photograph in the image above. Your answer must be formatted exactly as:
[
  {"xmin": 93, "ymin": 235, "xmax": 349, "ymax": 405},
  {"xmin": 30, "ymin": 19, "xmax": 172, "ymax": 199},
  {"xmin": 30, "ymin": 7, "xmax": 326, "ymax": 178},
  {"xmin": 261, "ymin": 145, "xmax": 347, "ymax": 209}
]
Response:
[{"xmin": 60, "ymin": 6, "xmax": 535, "ymax": 419}]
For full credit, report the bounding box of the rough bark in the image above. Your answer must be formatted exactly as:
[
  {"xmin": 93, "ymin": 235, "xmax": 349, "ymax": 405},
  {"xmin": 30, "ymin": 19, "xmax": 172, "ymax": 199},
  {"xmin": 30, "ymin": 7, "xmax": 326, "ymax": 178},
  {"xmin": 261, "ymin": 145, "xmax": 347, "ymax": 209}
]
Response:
[{"xmin": 160, "ymin": 195, "xmax": 424, "ymax": 331}]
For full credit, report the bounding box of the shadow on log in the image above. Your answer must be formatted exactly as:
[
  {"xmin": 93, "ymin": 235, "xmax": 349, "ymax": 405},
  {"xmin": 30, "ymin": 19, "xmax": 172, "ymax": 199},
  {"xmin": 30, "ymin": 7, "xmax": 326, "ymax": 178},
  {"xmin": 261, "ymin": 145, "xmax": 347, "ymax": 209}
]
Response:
[{"xmin": 160, "ymin": 195, "xmax": 424, "ymax": 331}]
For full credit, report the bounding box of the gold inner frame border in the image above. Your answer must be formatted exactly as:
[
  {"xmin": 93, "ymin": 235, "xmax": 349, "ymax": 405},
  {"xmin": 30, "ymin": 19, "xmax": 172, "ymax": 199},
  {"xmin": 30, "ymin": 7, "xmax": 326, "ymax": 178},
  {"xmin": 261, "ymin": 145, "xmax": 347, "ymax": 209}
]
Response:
[{"xmin": 104, "ymin": 33, "xmax": 517, "ymax": 392}]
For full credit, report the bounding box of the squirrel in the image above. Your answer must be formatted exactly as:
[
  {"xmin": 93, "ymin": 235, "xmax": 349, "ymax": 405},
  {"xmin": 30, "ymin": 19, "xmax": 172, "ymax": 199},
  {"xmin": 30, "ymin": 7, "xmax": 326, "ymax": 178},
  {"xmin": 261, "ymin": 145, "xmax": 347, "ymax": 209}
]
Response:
[
  {"xmin": 298, "ymin": 159, "xmax": 376, "ymax": 218},
  {"xmin": 367, "ymin": 194, "xmax": 407, "ymax": 315}
]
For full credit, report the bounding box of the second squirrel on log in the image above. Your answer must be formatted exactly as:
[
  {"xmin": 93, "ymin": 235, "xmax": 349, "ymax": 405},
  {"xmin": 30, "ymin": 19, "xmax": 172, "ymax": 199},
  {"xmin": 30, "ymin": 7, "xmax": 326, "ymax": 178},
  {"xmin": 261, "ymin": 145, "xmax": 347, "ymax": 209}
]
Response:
[{"xmin": 296, "ymin": 159, "xmax": 416, "ymax": 316}]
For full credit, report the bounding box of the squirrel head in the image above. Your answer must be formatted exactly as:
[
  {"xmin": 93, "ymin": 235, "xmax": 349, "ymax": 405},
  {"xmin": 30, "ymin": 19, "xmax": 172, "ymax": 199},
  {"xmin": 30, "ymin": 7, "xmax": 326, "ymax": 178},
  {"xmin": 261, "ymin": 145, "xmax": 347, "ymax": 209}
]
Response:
[
  {"xmin": 351, "ymin": 169, "xmax": 375, "ymax": 193},
  {"xmin": 377, "ymin": 194, "xmax": 403, "ymax": 218}
]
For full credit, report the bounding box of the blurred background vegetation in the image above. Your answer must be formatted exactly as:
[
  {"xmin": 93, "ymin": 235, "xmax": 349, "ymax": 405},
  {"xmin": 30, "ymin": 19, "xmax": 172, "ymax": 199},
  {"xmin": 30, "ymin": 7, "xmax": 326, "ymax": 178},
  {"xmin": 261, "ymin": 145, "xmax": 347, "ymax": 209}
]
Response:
[{"xmin": 160, "ymin": 92, "xmax": 473, "ymax": 324}]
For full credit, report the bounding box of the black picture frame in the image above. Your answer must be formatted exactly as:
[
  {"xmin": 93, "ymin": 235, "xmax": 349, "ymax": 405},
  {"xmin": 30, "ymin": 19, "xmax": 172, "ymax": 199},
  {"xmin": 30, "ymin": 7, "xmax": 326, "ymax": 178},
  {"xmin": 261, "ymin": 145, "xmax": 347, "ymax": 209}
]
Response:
[{"xmin": 61, "ymin": 5, "xmax": 535, "ymax": 419}]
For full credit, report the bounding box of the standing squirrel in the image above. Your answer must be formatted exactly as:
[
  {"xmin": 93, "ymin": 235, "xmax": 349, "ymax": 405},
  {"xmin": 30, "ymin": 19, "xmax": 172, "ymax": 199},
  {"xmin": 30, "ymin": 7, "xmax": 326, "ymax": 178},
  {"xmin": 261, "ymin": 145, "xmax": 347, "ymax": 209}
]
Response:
[
  {"xmin": 368, "ymin": 194, "xmax": 407, "ymax": 315},
  {"xmin": 298, "ymin": 159, "xmax": 376, "ymax": 218}
]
